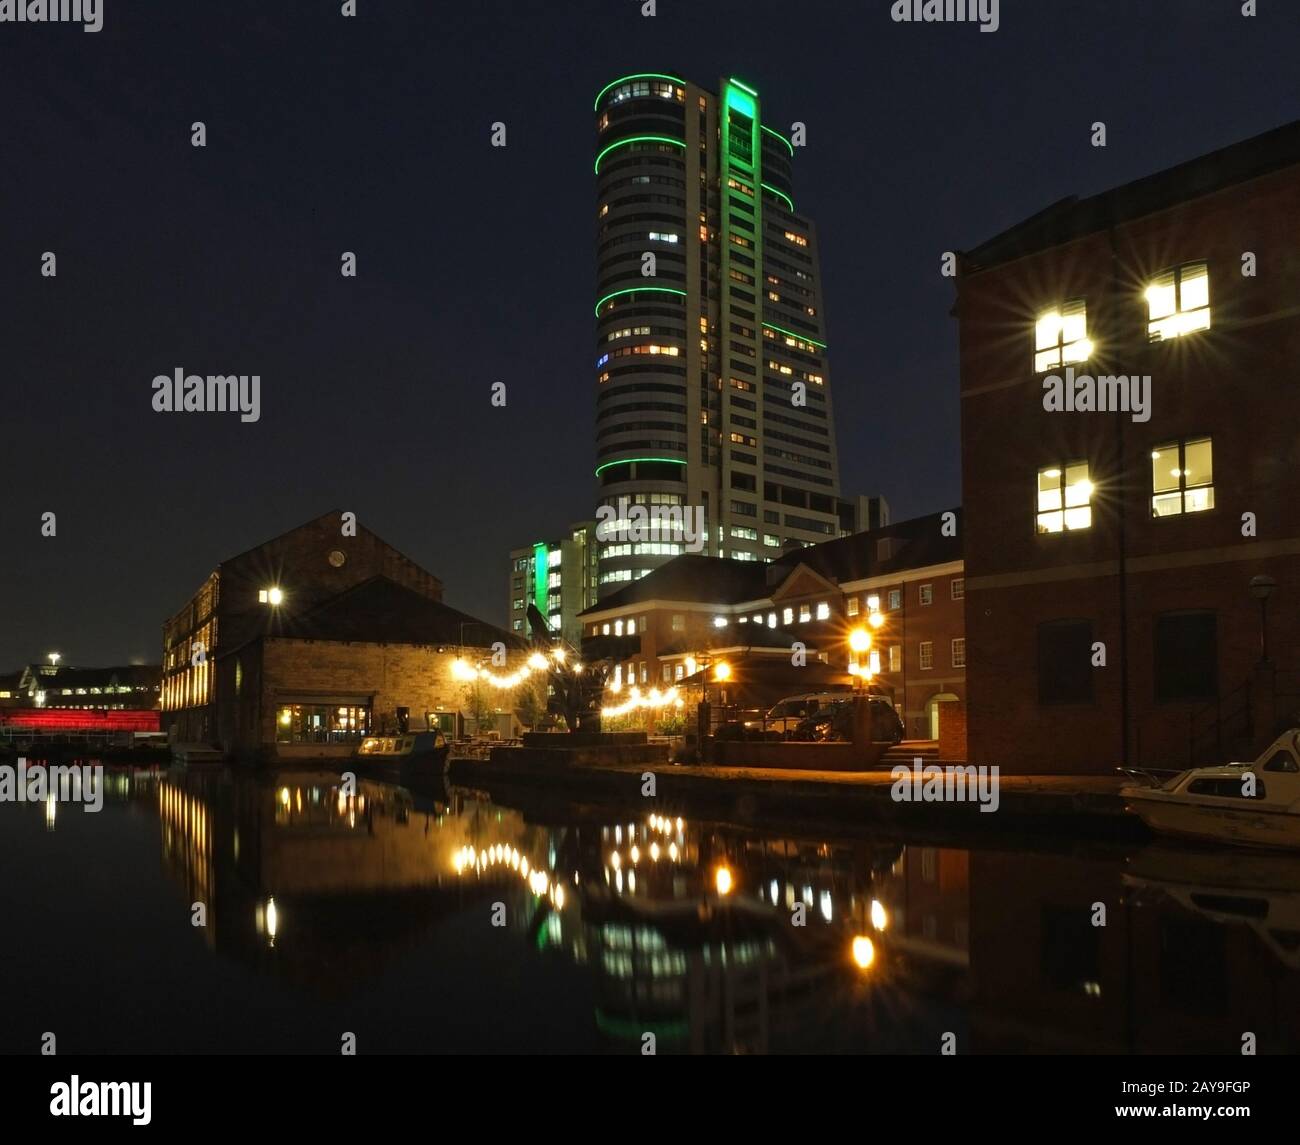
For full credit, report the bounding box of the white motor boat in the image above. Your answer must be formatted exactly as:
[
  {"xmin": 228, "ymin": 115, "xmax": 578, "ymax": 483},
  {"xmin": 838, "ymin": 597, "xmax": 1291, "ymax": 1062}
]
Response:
[{"xmin": 1122, "ymin": 729, "xmax": 1300, "ymax": 850}]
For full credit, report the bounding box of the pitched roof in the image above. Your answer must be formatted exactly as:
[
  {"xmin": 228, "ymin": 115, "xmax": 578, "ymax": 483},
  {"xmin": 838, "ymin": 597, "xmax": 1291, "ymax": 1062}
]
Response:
[
  {"xmin": 963, "ymin": 119, "xmax": 1300, "ymax": 271},
  {"xmin": 580, "ymin": 554, "xmax": 770, "ymax": 614},
  {"xmin": 274, "ymin": 576, "xmax": 523, "ymax": 649},
  {"xmin": 766, "ymin": 509, "xmax": 961, "ymax": 585}
]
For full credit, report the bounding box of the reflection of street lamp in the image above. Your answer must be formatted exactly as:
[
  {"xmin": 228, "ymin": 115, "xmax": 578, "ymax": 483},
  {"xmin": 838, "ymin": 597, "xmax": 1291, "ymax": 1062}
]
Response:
[{"xmin": 1250, "ymin": 575, "xmax": 1277, "ymax": 665}]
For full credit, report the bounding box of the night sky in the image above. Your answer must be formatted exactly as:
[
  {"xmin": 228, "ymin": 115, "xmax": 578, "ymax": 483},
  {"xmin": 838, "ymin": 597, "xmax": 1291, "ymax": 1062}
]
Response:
[{"xmin": 1, "ymin": 0, "xmax": 1295, "ymax": 667}]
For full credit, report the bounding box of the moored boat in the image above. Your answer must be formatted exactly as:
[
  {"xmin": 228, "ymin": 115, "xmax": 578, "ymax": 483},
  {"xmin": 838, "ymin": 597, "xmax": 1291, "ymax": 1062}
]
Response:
[
  {"xmin": 1122, "ymin": 729, "xmax": 1300, "ymax": 850},
  {"xmin": 354, "ymin": 729, "xmax": 450, "ymax": 774}
]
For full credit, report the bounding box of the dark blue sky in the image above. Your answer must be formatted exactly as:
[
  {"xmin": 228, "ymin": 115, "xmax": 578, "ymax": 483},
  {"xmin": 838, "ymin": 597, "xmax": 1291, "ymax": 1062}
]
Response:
[{"xmin": 1, "ymin": 0, "xmax": 1296, "ymax": 666}]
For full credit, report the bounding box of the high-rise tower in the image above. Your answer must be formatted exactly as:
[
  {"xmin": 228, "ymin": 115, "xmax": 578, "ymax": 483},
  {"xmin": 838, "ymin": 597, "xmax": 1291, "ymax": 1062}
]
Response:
[{"xmin": 594, "ymin": 73, "xmax": 841, "ymax": 596}]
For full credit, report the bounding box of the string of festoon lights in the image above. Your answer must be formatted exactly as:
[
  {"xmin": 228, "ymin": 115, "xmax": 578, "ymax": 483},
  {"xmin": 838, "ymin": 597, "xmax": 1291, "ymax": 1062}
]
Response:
[
  {"xmin": 601, "ymin": 685, "xmax": 685, "ymax": 719},
  {"xmin": 450, "ymin": 649, "xmax": 570, "ymax": 689}
]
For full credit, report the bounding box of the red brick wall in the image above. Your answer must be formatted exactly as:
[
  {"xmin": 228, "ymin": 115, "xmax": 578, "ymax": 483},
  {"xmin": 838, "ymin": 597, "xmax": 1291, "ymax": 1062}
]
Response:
[
  {"xmin": 938, "ymin": 701, "xmax": 967, "ymax": 761},
  {"xmin": 959, "ymin": 160, "xmax": 1300, "ymax": 773}
]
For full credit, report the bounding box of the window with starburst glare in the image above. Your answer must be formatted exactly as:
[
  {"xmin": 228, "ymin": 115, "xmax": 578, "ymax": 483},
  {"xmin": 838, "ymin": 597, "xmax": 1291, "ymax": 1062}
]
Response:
[
  {"xmin": 1034, "ymin": 300, "xmax": 1091, "ymax": 372},
  {"xmin": 1146, "ymin": 261, "xmax": 1210, "ymax": 340}
]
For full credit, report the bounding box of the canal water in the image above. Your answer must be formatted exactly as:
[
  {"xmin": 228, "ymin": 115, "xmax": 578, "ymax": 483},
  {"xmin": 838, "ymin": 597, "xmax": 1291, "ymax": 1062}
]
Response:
[{"xmin": 2, "ymin": 761, "xmax": 1298, "ymax": 1055}]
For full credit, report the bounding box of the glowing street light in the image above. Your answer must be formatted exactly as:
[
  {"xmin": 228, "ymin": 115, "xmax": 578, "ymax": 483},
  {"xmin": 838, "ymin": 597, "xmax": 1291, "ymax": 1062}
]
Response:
[
  {"xmin": 48, "ymin": 652, "xmax": 61, "ymax": 666},
  {"xmin": 713, "ymin": 661, "xmax": 731, "ymax": 682},
  {"xmin": 851, "ymin": 935, "xmax": 875, "ymax": 970},
  {"xmin": 714, "ymin": 865, "xmax": 733, "ymax": 896}
]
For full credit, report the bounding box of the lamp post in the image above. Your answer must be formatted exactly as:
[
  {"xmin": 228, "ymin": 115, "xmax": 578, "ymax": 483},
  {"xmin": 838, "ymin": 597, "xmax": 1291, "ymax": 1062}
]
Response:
[
  {"xmin": 848, "ymin": 627, "xmax": 871, "ymax": 693},
  {"xmin": 1250, "ymin": 575, "xmax": 1277, "ymax": 665}
]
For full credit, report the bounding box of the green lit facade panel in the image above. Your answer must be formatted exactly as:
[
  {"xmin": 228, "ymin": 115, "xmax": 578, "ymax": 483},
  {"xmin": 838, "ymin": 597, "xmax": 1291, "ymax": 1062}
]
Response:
[{"xmin": 532, "ymin": 542, "xmax": 548, "ymax": 622}]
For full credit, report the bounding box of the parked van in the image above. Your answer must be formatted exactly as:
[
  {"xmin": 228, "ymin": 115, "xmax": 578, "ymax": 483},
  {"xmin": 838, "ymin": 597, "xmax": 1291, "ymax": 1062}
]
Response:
[
  {"xmin": 791, "ymin": 696, "xmax": 904, "ymax": 745},
  {"xmin": 754, "ymin": 688, "xmax": 891, "ymax": 737}
]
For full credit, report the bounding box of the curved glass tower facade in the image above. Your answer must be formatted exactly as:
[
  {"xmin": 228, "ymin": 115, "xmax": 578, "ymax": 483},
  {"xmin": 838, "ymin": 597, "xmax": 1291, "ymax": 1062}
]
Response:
[{"xmin": 594, "ymin": 73, "xmax": 840, "ymax": 597}]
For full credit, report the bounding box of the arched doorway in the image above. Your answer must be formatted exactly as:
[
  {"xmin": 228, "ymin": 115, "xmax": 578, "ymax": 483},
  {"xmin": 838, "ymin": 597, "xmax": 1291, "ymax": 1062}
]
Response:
[{"xmin": 925, "ymin": 693, "xmax": 960, "ymax": 740}]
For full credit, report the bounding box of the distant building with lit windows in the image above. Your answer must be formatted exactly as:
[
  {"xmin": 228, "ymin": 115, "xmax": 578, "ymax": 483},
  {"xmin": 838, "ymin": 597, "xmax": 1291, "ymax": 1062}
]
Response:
[
  {"xmin": 507, "ymin": 522, "xmax": 599, "ymax": 647},
  {"xmin": 580, "ymin": 510, "xmax": 965, "ymax": 743},
  {"xmin": 12, "ymin": 663, "xmax": 160, "ymax": 710},
  {"xmin": 956, "ymin": 119, "xmax": 1300, "ymax": 773},
  {"xmin": 593, "ymin": 73, "xmax": 847, "ymax": 594}
]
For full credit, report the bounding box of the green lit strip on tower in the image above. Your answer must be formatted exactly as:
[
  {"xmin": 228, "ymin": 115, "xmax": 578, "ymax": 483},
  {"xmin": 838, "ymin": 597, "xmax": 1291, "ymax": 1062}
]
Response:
[
  {"xmin": 763, "ymin": 321, "xmax": 827, "ymax": 349},
  {"xmin": 532, "ymin": 542, "xmax": 548, "ymax": 619},
  {"xmin": 594, "ymin": 286, "xmax": 687, "ymax": 317},
  {"xmin": 761, "ymin": 182, "xmax": 794, "ymax": 211},
  {"xmin": 594, "ymin": 135, "xmax": 685, "ymax": 174},
  {"xmin": 761, "ymin": 124, "xmax": 795, "ymax": 156},
  {"xmin": 594, "ymin": 457, "xmax": 687, "ymax": 477},
  {"xmin": 593, "ymin": 73, "xmax": 686, "ymax": 112}
]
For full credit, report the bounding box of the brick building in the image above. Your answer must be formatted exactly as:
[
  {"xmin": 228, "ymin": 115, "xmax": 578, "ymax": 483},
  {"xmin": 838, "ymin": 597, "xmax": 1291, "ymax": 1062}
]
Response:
[
  {"xmin": 579, "ymin": 510, "xmax": 964, "ymax": 740},
  {"xmin": 957, "ymin": 120, "xmax": 1300, "ymax": 773},
  {"xmin": 161, "ymin": 512, "xmax": 519, "ymax": 755},
  {"xmin": 217, "ymin": 576, "xmax": 525, "ymax": 761}
]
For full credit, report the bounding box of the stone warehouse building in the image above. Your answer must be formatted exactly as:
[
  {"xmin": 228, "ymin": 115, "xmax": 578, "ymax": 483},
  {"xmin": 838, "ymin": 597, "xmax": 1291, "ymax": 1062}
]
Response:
[
  {"xmin": 217, "ymin": 577, "xmax": 525, "ymax": 761},
  {"xmin": 161, "ymin": 512, "xmax": 522, "ymax": 757},
  {"xmin": 579, "ymin": 511, "xmax": 965, "ymax": 742},
  {"xmin": 957, "ymin": 120, "xmax": 1300, "ymax": 774}
]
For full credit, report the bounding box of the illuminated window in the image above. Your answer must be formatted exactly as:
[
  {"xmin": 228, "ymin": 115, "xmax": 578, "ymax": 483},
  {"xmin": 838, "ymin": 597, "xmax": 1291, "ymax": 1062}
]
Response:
[
  {"xmin": 1151, "ymin": 437, "xmax": 1214, "ymax": 517},
  {"xmin": 1034, "ymin": 300, "xmax": 1091, "ymax": 372},
  {"xmin": 783, "ymin": 230, "xmax": 808, "ymax": 247},
  {"xmin": 783, "ymin": 607, "xmax": 794, "ymax": 626},
  {"xmin": 1037, "ymin": 463, "xmax": 1093, "ymax": 533},
  {"xmin": 1147, "ymin": 262, "xmax": 1209, "ymax": 340},
  {"xmin": 846, "ymin": 597, "xmax": 860, "ymax": 616},
  {"xmin": 816, "ymin": 602, "xmax": 830, "ymax": 620},
  {"xmin": 888, "ymin": 645, "xmax": 901, "ymax": 673}
]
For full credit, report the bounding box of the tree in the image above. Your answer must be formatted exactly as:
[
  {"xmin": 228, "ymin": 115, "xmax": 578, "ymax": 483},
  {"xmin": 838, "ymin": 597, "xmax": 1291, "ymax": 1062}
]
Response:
[
  {"xmin": 462, "ymin": 680, "xmax": 495, "ymax": 736},
  {"xmin": 514, "ymin": 676, "xmax": 547, "ymax": 730}
]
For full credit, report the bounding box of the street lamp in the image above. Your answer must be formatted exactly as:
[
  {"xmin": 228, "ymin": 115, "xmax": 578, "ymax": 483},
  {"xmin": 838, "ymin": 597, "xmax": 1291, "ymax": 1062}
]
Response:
[
  {"xmin": 848, "ymin": 628, "xmax": 871, "ymax": 689},
  {"xmin": 1250, "ymin": 575, "xmax": 1277, "ymax": 665}
]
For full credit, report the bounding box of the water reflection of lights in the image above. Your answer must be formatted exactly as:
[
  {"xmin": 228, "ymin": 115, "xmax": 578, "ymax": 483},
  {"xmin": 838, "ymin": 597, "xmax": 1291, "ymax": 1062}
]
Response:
[
  {"xmin": 870, "ymin": 899, "xmax": 888, "ymax": 931},
  {"xmin": 452, "ymin": 844, "xmax": 565, "ymax": 910},
  {"xmin": 255, "ymin": 896, "xmax": 280, "ymax": 947},
  {"xmin": 646, "ymin": 814, "xmax": 685, "ymax": 835},
  {"xmin": 851, "ymin": 935, "xmax": 875, "ymax": 970}
]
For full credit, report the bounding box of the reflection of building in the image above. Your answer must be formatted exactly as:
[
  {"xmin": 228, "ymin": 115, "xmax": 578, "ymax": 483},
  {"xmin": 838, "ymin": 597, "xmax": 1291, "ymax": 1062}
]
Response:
[
  {"xmin": 580, "ymin": 510, "xmax": 965, "ymax": 741},
  {"xmin": 593, "ymin": 74, "xmax": 844, "ymax": 589},
  {"xmin": 966, "ymin": 846, "xmax": 1300, "ymax": 1053},
  {"xmin": 957, "ymin": 122, "xmax": 1300, "ymax": 772},
  {"xmin": 160, "ymin": 511, "xmax": 519, "ymax": 756},
  {"xmin": 507, "ymin": 522, "xmax": 599, "ymax": 644},
  {"xmin": 154, "ymin": 768, "xmax": 542, "ymax": 996}
]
